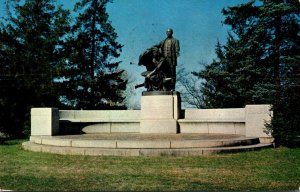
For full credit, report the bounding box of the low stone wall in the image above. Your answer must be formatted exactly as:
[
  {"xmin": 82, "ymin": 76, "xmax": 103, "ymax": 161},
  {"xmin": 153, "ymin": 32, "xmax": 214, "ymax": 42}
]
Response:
[
  {"xmin": 179, "ymin": 108, "xmax": 245, "ymax": 135},
  {"xmin": 59, "ymin": 110, "xmax": 140, "ymax": 121},
  {"xmin": 59, "ymin": 110, "xmax": 140, "ymax": 134},
  {"xmin": 30, "ymin": 105, "xmax": 273, "ymax": 143},
  {"xmin": 183, "ymin": 108, "xmax": 245, "ymax": 121}
]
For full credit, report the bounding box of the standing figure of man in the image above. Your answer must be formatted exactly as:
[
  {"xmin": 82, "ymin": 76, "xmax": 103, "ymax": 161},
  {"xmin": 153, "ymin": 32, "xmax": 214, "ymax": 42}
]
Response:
[{"xmin": 155, "ymin": 28, "xmax": 180, "ymax": 90}]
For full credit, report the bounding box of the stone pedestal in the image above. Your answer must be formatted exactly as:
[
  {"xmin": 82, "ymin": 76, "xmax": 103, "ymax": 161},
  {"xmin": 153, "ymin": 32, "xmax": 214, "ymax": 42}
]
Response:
[
  {"xmin": 31, "ymin": 108, "xmax": 59, "ymax": 136},
  {"xmin": 140, "ymin": 91, "xmax": 181, "ymax": 133},
  {"xmin": 245, "ymin": 105, "xmax": 273, "ymax": 143}
]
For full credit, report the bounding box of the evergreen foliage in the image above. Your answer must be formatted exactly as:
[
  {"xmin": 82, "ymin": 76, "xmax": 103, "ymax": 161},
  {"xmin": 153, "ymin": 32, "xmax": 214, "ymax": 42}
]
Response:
[
  {"xmin": 0, "ymin": 0, "xmax": 127, "ymax": 136},
  {"xmin": 0, "ymin": 0, "xmax": 70, "ymax": 136},
  {"xmin": 194, "ymin": 0, "xmax": 300, "ymax": 147},
  {"xmin": 57, "ymin": 0, "xmax": 127, "ymax": 109}
]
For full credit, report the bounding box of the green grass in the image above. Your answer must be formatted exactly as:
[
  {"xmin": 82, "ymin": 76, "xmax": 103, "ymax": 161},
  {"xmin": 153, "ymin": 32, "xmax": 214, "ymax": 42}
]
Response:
[{"xmin": 1, "ymin": 140, "xmax": 300, "ymax": 191}]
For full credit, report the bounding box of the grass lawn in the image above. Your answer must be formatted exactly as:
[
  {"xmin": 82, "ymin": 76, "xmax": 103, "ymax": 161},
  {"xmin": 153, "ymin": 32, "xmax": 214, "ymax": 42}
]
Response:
[{"xmin": 0, "ymin": 140, "xmax": 299, "ymax": 191}]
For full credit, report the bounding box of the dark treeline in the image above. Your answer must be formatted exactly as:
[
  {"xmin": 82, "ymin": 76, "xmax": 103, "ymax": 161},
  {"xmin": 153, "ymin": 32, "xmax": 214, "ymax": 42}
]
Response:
[
  {"xmin": 193, "ymin": 0, "xmax": 300, "ymax": 147},
  {"xmin": 0, "ymin": 0, "xmax": 127, "ymax": 137}
]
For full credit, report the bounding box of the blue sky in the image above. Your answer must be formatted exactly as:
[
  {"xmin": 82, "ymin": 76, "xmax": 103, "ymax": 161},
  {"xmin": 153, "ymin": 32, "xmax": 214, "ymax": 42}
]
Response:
[
  {"xmin": 0, "ymin": 0, "xmax": 248, "ymax": 74},
  {"xmin": 0, "ymin": 0, "xmax": 249, "ymax": 107},
  {"xmin": 105, "ymin": 0, "xmax": 248, "ymax": 79}
]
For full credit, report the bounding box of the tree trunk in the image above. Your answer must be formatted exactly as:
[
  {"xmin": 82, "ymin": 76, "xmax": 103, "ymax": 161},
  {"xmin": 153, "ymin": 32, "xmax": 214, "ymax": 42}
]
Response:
[{"xmin": 90, "ymin": 0, "xmax": 97, "ymax": 108}]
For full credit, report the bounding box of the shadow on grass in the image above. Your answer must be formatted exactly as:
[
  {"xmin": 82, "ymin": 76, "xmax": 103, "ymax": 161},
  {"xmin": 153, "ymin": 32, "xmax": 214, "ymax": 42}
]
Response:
[{"xmin": 0, "ymin": 136, "xmax": 27, "ymax": 145}]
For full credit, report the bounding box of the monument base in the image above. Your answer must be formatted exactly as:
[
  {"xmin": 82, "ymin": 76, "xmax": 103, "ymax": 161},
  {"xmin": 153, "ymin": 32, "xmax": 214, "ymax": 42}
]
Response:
[
  {"xmin": 140, "ymin": 91, "xmax": 180, "ymax": 134},
  {"xmin": 140, "ymin": 119, "xmax": 178, "ymax": 133}
]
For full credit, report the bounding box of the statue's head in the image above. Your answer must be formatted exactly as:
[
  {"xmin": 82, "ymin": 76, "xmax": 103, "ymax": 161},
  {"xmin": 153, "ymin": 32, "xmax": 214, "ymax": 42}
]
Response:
[{"xmin": 166, "ymin": 28, "xmax": 173, "ymax": 38}]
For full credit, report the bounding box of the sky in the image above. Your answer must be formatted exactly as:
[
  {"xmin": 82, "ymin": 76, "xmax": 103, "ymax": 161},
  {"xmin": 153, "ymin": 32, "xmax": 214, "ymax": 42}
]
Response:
[
  {"xmin": 104, "ymin": 0, "xmax": 248, "ymax": 79},
  {"xmin": 0, "ymin": 0, "xmax": 249, "ymax": 107},
  {"xmin": 0, "ymin": 0, "xmax": 248, "ymax": 72}
]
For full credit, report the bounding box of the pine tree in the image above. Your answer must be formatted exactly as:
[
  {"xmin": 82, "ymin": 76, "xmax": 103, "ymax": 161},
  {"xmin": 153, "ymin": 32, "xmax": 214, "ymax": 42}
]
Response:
[
  {"xmin": 194, "ymin": 0, "xmax": 300, "ymax": 146},
  {"xmin": 57, "ymin": 0, "xmax": 127, "ymax": 109},
  {"xmin": 0, "ymin": 0, "xmax": 70, "ymax": 136}
]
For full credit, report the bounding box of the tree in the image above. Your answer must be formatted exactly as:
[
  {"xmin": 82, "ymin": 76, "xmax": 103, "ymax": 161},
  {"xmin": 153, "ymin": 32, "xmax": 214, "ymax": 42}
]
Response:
[
  {"xmin": 57, "ymin": 0, "xmax": 127, "ymax": 109},
  {"xmin": 0, "ymin": 0, "xmax": 70, "ymax": 136},
  {"xmin": 176, "ymin": 63, "xmax": 204, "ymax": 108},
  {"xmin": 194, "ymin": 0, "xmax": 300, "ymax": 146},
  {"xmin": 194, "ymin": 35, "xmax": 275, "ymax": 108}
]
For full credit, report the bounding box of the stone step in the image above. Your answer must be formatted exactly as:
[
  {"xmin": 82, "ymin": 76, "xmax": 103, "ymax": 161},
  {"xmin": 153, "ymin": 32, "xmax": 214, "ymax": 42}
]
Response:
[
  {"xmin": 23, "ymin": 133, "xmax": 272, "ymax": 156},
  {"xmin": 22, "ymin": 141, "xmax": 271, "ymax": 156},
  {"xmin": 29, "ymin": 134, "xmax": 260, "ymax": 149}
]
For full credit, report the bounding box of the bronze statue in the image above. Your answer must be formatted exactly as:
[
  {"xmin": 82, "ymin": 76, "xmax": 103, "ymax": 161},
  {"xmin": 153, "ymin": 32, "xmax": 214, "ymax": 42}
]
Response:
[
  {"xmin": 136, "ymin": 28, "xmax": 180, "ymax": 91},
  {"xmin": 154, "ymin": 28, "xmax": 180, "ymax": 90},
  {"xmin": 136, "ymin": 47, "xmax": 172, "ymax": 91}
]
